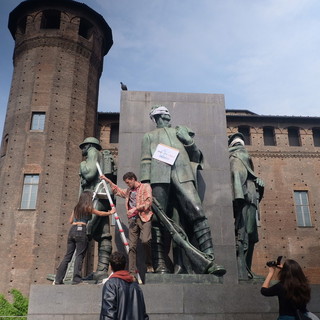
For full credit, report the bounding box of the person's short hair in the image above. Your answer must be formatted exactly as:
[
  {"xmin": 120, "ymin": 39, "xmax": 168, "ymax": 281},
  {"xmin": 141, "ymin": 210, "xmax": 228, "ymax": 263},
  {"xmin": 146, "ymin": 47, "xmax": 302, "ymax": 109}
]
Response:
[
  {"xmin": 123, "ymin": 172, "xmax": 137, "ymax": 181},
  {"xmin": 109, "ymin": 251, "xmax": 126, "ymax": 272}
]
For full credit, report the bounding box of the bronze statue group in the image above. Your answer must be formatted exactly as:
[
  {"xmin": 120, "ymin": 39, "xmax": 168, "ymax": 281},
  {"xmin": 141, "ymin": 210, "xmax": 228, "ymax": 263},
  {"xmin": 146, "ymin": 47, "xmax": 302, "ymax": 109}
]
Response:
[{"xmin": 54, "ymin": 106, "xmax": 317, "ymax": 320}]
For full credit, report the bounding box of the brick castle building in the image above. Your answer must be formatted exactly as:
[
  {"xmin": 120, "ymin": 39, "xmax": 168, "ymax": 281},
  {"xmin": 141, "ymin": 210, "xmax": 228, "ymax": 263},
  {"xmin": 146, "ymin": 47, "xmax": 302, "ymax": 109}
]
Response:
[{"xmin": 0, "ymin": 0, "xmax": 112, "ymax": 295}]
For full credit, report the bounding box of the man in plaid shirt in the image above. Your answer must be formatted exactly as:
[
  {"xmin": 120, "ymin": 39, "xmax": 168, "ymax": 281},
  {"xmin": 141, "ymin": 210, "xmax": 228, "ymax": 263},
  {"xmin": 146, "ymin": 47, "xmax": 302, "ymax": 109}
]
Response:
[{"xmin": 100, "ymin": 172, "xmax": 154, "ymax": 277}]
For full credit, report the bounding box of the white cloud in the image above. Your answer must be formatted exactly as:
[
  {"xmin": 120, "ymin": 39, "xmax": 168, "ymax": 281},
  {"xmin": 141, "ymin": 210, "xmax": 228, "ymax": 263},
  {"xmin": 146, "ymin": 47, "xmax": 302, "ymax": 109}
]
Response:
[{"xmin": 96, "ymin": 0, "xmax": 319, "ymax": 116}]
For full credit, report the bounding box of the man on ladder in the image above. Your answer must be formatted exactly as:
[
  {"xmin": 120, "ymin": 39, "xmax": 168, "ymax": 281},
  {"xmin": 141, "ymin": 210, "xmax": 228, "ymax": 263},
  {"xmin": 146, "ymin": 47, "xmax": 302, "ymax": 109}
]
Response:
[{"xmin": 100, "ymin": 171, "xmax": 154, "ymax": 280}]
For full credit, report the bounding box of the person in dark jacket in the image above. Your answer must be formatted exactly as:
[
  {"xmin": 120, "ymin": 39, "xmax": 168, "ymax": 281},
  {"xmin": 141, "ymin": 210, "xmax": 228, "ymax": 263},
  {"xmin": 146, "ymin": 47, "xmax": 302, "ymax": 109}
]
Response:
[
  {"xmin": 261, "ymin": 259, "xmax": 311, "ymax": 320},
  {"xmin": 100, "ymin": 251, "xmax": 149, "ymax": 320}
]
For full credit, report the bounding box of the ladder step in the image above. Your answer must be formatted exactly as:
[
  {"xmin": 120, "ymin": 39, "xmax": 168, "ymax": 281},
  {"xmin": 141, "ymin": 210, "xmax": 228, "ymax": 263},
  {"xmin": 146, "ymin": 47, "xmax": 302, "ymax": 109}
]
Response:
[{"xmin": 95, "ymin": 193, "xmax": 108, "ymax": 199}]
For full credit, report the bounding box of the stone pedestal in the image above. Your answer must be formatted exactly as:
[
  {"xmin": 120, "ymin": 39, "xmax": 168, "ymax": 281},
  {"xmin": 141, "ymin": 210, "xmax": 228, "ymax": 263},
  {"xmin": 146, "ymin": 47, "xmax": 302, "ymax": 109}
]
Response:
[{"xmin": 27, "ymin": 284, "xmax": 320, "ymax": 319}]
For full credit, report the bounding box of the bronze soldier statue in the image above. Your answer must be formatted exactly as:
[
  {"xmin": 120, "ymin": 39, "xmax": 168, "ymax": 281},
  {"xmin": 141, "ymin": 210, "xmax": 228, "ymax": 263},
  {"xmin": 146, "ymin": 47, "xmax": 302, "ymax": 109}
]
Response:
[
  {"xmin": 228, "ymin": 132, "xmax": 264, "ymax": 280},
  {"xmin": 140, "ymin": 105, "xmax": 226, "ymax": 276},
  {"xmin": 79, "ymin": 137, "xmax": 116, "ymax": 281}
]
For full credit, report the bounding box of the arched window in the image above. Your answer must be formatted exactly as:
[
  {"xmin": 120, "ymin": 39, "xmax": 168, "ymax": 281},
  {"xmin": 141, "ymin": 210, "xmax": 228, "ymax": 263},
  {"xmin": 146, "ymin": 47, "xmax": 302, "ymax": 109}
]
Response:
[
  {"xmin": 79, "ymin": 18, "xmax": 93, "ymax": 39},
  {"xmin": 41, "ymin": 10, "xmax": 61, "ymax": 29},
  {"xmin": 0, "ymin": 134, "xmax": 9, "ymax": 157},
  {"xmin": 17, "ymin": 16, "xmax": 27, "ymax": 34},
  {"xmin": 263, "ymin": 126, "xmax": 276, "ymax": 146},
  {"xmin": 238, "ymin": 126, "xmax": 251, "ymax": 145},
  {"xmin": 287, "ymin": 127, "xmax": 301, "ymax": 146},
  {"xmin": 110, "ymin": 123, "xmax": 119, "ymax": 143},
  {"xmin": 312, "ymin": 128, "xmax": 320, "ymax": 147}
]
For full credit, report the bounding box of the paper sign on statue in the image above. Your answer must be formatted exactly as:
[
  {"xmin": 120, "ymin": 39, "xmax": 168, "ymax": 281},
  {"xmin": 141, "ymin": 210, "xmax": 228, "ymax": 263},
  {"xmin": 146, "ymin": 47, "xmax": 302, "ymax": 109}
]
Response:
[{"xmin": 152, "ymin": 144, "xmax": 179, "ymax": 165}]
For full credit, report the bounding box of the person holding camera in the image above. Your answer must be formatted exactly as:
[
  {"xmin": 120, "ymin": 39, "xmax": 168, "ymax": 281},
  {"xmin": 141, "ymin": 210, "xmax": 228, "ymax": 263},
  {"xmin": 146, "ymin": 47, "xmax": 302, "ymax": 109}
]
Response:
[{"xmin": 261, "ymin": 258, "xmax": 313, "ymax": 320}]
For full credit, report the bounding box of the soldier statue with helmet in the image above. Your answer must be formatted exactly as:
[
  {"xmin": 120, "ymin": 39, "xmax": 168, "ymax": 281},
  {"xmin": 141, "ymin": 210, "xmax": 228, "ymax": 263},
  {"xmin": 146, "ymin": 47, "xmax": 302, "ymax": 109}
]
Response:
[
  {"xmin": 79, "ymin": 137, "xmax": 116, "ymax": 281},
  {"xmin": 228, "ymin": 132, "xmax": 264, "ymax": 280},
  {"xmin": 140, "ymin": 105, "xmax": 226, "ymax": 276}
]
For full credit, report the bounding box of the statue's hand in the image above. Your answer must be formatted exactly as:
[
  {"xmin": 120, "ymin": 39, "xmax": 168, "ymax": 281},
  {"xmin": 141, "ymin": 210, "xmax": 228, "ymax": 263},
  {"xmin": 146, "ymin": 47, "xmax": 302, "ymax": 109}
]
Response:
[
  {"xmin": 255, "ymin": 177, "xmax": 265, "ymax": 188},
  {"xmin": 176, "ymin": 126, "xmax": 193, "ymax": 145}
]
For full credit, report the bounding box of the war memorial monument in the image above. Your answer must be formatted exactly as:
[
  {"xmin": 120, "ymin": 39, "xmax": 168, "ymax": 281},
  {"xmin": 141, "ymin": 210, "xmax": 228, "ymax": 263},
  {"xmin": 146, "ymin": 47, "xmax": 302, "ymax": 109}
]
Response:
[
  {"xmin": 28, "ymin": 92, "xmax": 320, "ymax": 319},
  {"xmin": 0, "ymin": 0, "xmax": 319, "ymax": 319}
]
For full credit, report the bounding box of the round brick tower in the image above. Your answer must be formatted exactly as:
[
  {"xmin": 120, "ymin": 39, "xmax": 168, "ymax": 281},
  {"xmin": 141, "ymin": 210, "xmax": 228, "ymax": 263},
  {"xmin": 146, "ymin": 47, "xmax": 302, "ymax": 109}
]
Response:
[{"xmin": 0, "ymin": 0, "xmax": 112, "ymax": 295}]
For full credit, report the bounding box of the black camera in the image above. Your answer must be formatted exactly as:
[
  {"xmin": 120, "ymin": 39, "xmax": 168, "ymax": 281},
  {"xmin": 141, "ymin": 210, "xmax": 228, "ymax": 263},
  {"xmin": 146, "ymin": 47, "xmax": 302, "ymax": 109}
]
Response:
[{"xmin": 266, "ymin": 256, "xmax": 282, "ymax": 267}]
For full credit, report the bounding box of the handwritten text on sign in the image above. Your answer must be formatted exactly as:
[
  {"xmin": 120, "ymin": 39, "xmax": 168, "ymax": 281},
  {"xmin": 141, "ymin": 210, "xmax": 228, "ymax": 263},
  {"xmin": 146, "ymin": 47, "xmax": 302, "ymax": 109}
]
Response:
[{"xmin": 152, "ymin": 144, "xmax": 179, "ymax": 165}]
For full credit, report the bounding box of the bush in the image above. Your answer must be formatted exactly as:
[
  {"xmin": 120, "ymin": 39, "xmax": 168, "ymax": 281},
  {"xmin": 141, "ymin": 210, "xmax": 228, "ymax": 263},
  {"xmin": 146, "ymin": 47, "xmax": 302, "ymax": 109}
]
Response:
[{"xmin": 0, "ymin": 289, "xmax": 28, "ymax": 320}]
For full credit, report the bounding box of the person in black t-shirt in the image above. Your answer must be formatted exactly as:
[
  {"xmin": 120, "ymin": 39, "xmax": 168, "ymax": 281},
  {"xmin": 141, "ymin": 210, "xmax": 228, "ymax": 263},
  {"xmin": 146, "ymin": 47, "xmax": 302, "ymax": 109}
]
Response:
[{"xmin": 261, "ymin": 259, "xmax": 311, "ymax": 320}]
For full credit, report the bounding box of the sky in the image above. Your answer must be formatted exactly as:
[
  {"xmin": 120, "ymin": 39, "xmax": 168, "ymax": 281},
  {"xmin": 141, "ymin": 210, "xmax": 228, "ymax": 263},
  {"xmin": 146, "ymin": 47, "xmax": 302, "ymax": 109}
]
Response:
[{"xmin": 1, "ymin": 0, "xmax": 320, "ymax": 138}]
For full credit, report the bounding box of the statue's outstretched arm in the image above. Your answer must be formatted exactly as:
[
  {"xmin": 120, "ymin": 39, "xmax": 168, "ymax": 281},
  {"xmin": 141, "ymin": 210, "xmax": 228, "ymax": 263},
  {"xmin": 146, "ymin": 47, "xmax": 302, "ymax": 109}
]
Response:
[
  {"xmin": 140, "ymin": 134, "xmax": 152, "ymax": 183},
  {"xmin": 176, "ymin": 126, "xmax": 203, "ymax": 165}
]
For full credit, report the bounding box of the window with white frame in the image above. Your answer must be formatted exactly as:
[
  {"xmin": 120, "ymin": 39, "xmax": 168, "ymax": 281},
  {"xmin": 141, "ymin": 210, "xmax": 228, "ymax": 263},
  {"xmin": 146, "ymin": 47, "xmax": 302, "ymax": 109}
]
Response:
[
  {"xmin": 31, "ymin": 112, "xmax": 45, "ymax": 131},
  {"xmin": 20, "ymin": 175, "xmax": 39, "ymax": 209},
  {"xmin": 294, "ymin": 191, "xmax": 312, "ymax": 227}
]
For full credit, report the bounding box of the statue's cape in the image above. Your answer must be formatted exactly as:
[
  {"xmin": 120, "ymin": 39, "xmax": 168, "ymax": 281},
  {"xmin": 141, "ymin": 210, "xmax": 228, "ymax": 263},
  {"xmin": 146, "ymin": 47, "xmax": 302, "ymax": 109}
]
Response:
[
  {"xmin": 229, "ymin": 145, "xmax": 264, "ymax": 200},
  {"xmin": 229, "ymin": 145, "xmax": 257, "ymax": 179}
]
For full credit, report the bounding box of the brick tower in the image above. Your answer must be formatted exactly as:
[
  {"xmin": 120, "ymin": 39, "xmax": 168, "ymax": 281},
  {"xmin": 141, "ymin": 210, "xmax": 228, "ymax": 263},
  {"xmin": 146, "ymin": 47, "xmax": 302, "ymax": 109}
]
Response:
[{"xmin": 0, "ymin": 0, "xmax": 112, "ymax": 295}]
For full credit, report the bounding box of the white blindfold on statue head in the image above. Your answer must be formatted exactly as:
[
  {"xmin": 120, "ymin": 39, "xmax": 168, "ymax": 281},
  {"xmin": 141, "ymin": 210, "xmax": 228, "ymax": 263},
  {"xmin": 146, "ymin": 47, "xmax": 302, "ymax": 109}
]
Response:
[
  {"xmin": 149, "ymin": 105, "xmax": 170, "ymax": 122},
  {"xmin": 229, "ymin": 137, "xmax": 245, "ymax": 147}
]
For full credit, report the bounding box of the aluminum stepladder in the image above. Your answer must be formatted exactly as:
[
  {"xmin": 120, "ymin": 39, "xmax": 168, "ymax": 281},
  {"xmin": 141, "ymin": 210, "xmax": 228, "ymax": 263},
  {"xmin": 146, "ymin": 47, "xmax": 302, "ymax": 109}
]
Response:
[{"xmin": 95, "ymin": 162, "xmax": 143, "ymax": 284}]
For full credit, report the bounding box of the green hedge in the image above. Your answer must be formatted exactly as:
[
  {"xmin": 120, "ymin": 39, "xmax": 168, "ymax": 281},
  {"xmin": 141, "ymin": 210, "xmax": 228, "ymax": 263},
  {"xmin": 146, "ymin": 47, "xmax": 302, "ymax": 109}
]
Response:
[{"xmin": 0, "ymin": 289, "xmax": 28, "ymax": 319}]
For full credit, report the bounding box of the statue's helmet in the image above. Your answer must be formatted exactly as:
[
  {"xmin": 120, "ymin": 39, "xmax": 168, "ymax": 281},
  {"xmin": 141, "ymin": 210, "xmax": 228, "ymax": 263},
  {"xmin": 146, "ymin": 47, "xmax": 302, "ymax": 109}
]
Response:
[
  {"xmin": 228, "ymin": 132, "xmax": 245, "ymax": 147},
  {"xmin": 149, "ymin": 105, "xmax": 170, "ymax": 121},
  {"xmin": 79, "ymin": 137, "xmax": 102, "ymax": 150}
]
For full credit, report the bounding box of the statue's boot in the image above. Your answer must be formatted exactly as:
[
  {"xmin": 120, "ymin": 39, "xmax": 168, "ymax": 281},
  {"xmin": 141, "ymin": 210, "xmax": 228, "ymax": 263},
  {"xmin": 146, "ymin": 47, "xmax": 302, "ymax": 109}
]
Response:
[
  {"xmin": 194, "ymin": 220, "xmax": 226, "ymax": 276},
  {"xmin": 152, "ymin": 227, "xmax": 170, "ymax": 274},
  {"xmin": 236, "ymin": 240, "xmax": 248, "ymax": 280},
  {"xmin": 245, "ymin": 241, "xmax": 264, "ymax": 279},
  {"xmin": 245, "ymin": 240, "xmax": 254, "ymax": 272},
  {"xmin": 173, "ymin": 244, "xmax": 187, "ymax": 274},
  {"xmin": 92, "ymin": 242, "xmax": 112, "ymax": 281}
]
